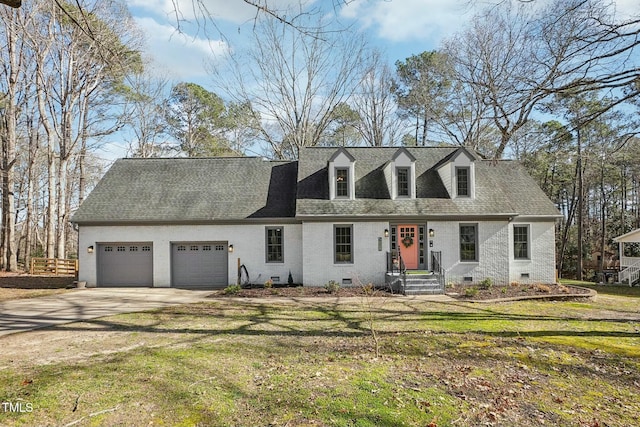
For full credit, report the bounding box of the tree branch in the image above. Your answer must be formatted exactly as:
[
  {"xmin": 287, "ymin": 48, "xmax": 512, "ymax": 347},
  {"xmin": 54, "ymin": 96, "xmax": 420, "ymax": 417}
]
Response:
[{"xmin": 0, "ymin": 0, "xmax": 21, "ymax": 8}]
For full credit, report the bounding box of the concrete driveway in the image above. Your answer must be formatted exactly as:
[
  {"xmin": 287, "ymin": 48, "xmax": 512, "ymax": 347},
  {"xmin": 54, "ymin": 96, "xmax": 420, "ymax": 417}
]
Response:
[{"xmin": 0, "ymin": 288, "xmax": 212, "ymax": 337}]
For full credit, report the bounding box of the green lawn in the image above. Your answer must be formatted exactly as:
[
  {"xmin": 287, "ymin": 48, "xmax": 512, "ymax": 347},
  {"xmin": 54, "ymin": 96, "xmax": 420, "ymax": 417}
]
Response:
[
  {"xmin": 559, "ymin": 278, "xmax": 640, "ymax": 298},
  {"xmin": 0, "ymin": 290, "xmax": 638, "ymax": 427}
]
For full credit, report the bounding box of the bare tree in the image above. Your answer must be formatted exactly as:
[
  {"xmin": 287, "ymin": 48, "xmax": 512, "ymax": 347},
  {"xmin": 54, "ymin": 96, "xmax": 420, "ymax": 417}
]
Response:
[
  {"xmin": 26, "ymin": 0, "xmax": 142, "ymax": 258},
  {"xmin": 211, "ymin": 13, "xmax": 369, "ymax": 159},
  {"xmin": 354, "ymin": 51, "xmax": 401, "ymax": 147},
  {"xmin": 444, "ymin": 0, "xmax": 640, "ymax": 159},
  {"xmin": 0, "ymin": 4, "xmax": 34, "ymax": 270},
  {"xmin": 121, "ymin": 70, "xmax": 172, "ymax": 158}
]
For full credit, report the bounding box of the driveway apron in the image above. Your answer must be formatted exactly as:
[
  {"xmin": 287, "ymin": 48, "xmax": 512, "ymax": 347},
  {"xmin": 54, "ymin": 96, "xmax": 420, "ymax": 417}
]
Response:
[{"xmin": 0, "ymin": 288, "xmax": 211, "ymax": 336}]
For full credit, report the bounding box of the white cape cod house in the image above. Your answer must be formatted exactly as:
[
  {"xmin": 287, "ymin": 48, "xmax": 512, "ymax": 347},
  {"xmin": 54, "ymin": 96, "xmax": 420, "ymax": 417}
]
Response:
[{"xmin": 71, "ymin": 146, "xmax": 561, "ymax": 293}]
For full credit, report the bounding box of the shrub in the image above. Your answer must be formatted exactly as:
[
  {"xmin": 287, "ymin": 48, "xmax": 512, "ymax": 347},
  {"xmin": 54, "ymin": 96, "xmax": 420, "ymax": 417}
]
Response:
[
  {"xmin": 479, "ymin": 277, "xmax": 493, "ymax": 290},
  {"xmin": 223, "ymin": 284, "xmax": 241, "ymax": 295},
  {"xmin": 362, "ymin": 283, "xmax": 375, "ymax": 296},
  {"xmin": 288, "ymin": 271, "xmax": 294, "ymax": 287},
  {"xmin": 324, "ymin": 280, "xmax": 340, "ymax": 294},
  {"xmin": 533, "ymin": 283, "xmax": 551, "ymax": 293},
  {"xmin": 501, "ymin": 286, "xmax": 508, "ymax": 294},
  {"xmin": 264, "ymin": 279, "xmax": 273, "ymax": 289},
  {"xmin": 464, "ymin": 286, "xmax": 479, "ymax": 298}
]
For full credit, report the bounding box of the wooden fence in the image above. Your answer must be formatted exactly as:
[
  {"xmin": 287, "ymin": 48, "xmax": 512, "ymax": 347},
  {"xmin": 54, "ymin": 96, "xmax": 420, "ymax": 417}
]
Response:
[{"xmin": 30, "ymin": 258, "xmax": 78, "ymax": 277}]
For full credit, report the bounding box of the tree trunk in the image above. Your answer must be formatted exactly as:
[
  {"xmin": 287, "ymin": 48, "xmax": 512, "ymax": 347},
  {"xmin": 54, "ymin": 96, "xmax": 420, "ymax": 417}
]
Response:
[
  {"xmin": 598, "ymin": 160, "xmax": 606, "ymax": 282},
  {"xmin": 576, "ymin": 128, "xmax": 584, "ymax": 281},
  {"xmin": 56, "ymin": 156, "xmax": 69, "ymax": 259},
  {"xmin": 0, "ymin": 9, "xmax": 22, "ymax": 271}
]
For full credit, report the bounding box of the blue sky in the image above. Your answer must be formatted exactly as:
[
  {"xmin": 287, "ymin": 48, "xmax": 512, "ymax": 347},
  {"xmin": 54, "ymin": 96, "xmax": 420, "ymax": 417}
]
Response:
[
  {"xmin": 97, "ymin": 0, "xmax": 637, "ymax": 160},
  {"xmin": 127, "ymin": 0, "xmax": 488, "ymax": 85},
  {"xmin": 127, "ymin": 0, "xmax": 637, "ymax": 86}
]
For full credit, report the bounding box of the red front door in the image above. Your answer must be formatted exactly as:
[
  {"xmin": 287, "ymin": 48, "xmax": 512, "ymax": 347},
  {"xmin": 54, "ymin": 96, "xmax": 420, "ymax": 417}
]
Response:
[{"xmin": 398, "ymin": 225, "xmax": 418, "ymax": 269}]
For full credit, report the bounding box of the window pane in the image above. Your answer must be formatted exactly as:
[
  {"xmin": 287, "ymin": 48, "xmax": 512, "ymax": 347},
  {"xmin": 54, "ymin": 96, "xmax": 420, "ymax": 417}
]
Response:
[
  {"xmin": 457, "ymin": 168, "xmax": 469, "ymax": 196},
  {"xmin": 514, "ymin": 225, "xmax": 529, "ymax": 259},
  {"xmin": 266, "ymin": 228, "xmax": 283, "ymax": 262},
  {"xmin": 336, "ymin": 168, "xmax": 348, "ymax": 197},
  {"xmin": 460, "ymin": 225, "xmax": 477, "ymax": 261},
  {"xmin": 397, "ymin": 168, "xmax": 409, "ymax": 196},
  {"xmin": 335, "ymin": 226, "xmax": 352, "ymax": 263}
]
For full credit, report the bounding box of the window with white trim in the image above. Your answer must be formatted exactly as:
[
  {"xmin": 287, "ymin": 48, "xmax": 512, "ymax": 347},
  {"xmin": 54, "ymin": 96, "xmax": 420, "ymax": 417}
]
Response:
[
  {"xmin": 513, "ymin": 225, "xmax": 530, "ymax": 260},
  {"xmin": 335, "ymin": 168, "xmax": 349, "ymax": 198},
  {"xmin": 334, "ymin": 225, "xmax": 353, "ymax": 264},
  {"xmin": 266, "ymin": 227, "xmax": 284, "ymax": 263},
  {"xmin": 456, "ymin": 167, "xmax": 470, "ymax": 197},
  {"xmin": 397, "ymin": 167, "xmax": 410, "ymax": 197},
  {"xmin": 460, "ymin": 224, "xmax": 478, "ymax": 262}
]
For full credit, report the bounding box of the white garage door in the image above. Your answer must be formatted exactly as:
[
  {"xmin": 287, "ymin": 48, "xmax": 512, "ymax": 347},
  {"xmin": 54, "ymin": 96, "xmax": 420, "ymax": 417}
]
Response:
[
  {"xmin": 97, "ymin": 243, "xmax": 153, "ymax": 287},
  {"xmin": 171, "ymin": 242, "xmax": 228, "ymax": 289}
]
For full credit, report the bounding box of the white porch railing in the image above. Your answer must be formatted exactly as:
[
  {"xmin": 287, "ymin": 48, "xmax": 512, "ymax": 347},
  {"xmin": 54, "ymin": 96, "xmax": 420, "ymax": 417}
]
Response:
[
  {"xmin": 620, "ymin": 256, "xmax": 640, "ymax": 268},
  {"xmin": 619, "ymin": 258, "xmax": 640, "ymax": 286}
]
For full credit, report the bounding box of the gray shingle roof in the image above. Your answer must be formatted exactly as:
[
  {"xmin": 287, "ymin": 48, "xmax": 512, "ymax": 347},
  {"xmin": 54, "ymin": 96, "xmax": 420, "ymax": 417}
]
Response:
[
  {"xmin": 72, "ymin": 147, "xmax": 559, "ymax": 224},
  {"xmin": 296, "ymin": 147, "xmax": 560, "ymax": 218},
  {"xmin": 71, "ymin": 157, "xmax": 297, "ymax": 224}
]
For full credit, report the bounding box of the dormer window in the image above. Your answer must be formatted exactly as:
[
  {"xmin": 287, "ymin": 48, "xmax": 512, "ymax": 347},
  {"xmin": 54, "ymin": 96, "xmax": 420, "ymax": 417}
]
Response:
[
  {"xmin": 437, "ymin": 148, "xmax": 476, "ymax": 200},
  {"xmin": 328, "ymin": 148, "xmax": 356, "ymax": 200},
  {"xmin": 397, "ymin": 167, "xmax": 410, "ymax": 197},
  {"xmin": 456, "ymin": 167, "xmax": 470, "ymax": 197},
  {"xmin": 335, "ymin": 168, "xmax": 349, "ymax": 198},
  {"xmin": 387, "ymin": 147, "xmax": 416, "ymax": 200}
]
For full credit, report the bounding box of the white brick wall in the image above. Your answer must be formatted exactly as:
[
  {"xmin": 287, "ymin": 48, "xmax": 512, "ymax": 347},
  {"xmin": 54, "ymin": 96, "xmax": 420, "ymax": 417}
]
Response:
[
  {"xmin": 302, "ymin": 221, "xmax": 388, "ymax": 287},
  {"xmin": 428, "ymin": 219, "xmax": 556, "ymax": 285},
  {"xmin": 429, "ymin": 220, "xmax": 509, "ymax": 285},
  {"xmin": 79, "ymin": 219, "xmax": 556, "ymax": 288},
  {"xmin": 508, "ymin": 221, "xmax": 557, "ymax": 284},
  {"xmin": 79, "ymin": 224, "xmax": 302, "ymax": 287}
]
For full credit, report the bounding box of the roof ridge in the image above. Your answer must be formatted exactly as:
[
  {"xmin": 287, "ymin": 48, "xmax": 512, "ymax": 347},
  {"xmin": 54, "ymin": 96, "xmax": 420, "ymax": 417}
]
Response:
[{"xmin": 120, "ymin": 156, "xmax": 262, "ymax": 160}]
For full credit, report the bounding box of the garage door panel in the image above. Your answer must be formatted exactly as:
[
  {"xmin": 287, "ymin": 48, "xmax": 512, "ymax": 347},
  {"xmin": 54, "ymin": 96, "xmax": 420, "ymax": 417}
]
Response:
[
  {"xmin": 97, "ymin": 243, "xmax": 153, "ymax": 287},
  {"xmin": 172, "ymin": 242, "xmax": 227, "ymax": 289}
]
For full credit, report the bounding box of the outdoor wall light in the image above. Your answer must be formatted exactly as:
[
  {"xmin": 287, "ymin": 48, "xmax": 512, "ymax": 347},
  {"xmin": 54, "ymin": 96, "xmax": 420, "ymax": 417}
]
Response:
[
  {"xmin": 428, "ymin": 229, "xmax": 435, "ymax": 238},
  {"xmin": 228, "ymin": 244, "xmax": 234, "ymax": 253},
  {"xmin": 87, "ymin": 245, "xmax": 94, "ymax": 253},
  {"xmin": 384, "ymin": 229, "xmax": 389, "ymax": 237}
]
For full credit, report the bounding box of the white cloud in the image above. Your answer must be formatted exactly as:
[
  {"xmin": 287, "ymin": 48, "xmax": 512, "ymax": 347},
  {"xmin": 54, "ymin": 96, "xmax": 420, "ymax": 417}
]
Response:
[
  {"xmin": 341, "ymin": 0, "xmax": 637, "ymax": 45},
  {"xmin": 130, "ymin": 0, "xmax": 317, "ymax": 24},
  {"xmin": 613, "ymin": 0, "xmax": 639, "ymax": 19},
  {"xmin": 134, "ymin": 16, "xmax": 228, "ymax": 81},
  {"xmin": 340, "ymin": 0, "xmax": 472, "ymax": 45}
]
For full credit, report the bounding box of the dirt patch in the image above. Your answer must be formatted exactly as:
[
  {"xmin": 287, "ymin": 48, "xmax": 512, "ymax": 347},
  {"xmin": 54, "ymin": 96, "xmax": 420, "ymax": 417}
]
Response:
[
  {"xmin": 448, "ymin": 282, "xmax": 594, "ymax": 301},
  {"xmin": 210, "ymin": 283, "xmax": 594, "ymax": 301},
  {"xmin": 211, "ymin": 285, "xmax": 380, "ymax": 298},
  {"xmin": 0, "ymin": 271, "xmax": 75, "ymax": 289},
  {"xmin": 0, "ymin": 288, "xmax": 72, "ymax": 302}
]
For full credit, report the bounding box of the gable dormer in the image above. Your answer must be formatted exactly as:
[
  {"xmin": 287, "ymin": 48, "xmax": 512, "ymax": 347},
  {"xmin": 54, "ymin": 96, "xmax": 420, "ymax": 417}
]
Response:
[
  {"xmin": 437, "ymin": 147, "xmax": 476, "ymax": 199},
  {"xmin": 328, "ymin": 148, "xmax": 356, "ymax": 200},
  {"xmin": 385, "ymin": 147, "xmax": 416, "ymax": 199}
]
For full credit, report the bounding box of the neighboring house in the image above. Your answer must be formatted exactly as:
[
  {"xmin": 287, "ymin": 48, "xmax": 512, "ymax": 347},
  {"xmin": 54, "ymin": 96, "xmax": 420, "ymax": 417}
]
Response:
[
  {"xmin": 613, "ymin": 228, "xmax": 640, "ymax": 286},
  {"xmin": 71, "ymin": 146, "xmax": 561, "ymax": 292}
]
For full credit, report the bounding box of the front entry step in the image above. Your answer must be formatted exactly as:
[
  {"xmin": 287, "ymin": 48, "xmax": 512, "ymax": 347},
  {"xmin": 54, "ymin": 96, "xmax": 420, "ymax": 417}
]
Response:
[
  {"xmin": 404, "ymin": 275, "xmax": 443, "ymax": 295},
  {"xmin": 385, "ymin": 272, "xmax": 444, "ymax": 295}
]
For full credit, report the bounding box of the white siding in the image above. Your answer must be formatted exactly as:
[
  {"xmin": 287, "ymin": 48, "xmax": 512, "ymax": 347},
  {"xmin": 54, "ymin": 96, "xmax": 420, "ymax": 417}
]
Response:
[
  {"xmin": 436, "ymin": 153, "xmax": 476, "ymax": 199},
  {"xmin": 79, "ymin": 224, "xmax": 302, "ymax": 288},
  {"xmin": 328, "ymin": 152, "xmax": 355, "ymax": 200},
  {"xmin": 302, "ymin": 221, "xmax": 388, "ymax": 287}
]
